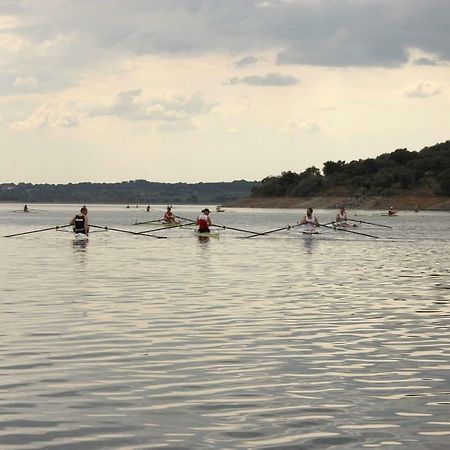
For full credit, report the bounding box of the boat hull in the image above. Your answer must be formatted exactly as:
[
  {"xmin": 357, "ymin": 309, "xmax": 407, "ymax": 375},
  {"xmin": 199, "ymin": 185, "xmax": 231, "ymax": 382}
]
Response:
[
  {"xmin": 74, "ymin": 233, "xmax": 89, "ymax": 242},
  {"xmin": 194, "ymin": 231, "xmax": 220, "ymax": 239}
]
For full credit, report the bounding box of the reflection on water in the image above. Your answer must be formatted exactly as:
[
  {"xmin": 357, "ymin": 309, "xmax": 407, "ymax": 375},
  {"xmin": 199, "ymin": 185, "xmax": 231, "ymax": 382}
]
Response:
[{"xmin": 0, "ymin": 204, "xmax": 449, "ymax": 449}]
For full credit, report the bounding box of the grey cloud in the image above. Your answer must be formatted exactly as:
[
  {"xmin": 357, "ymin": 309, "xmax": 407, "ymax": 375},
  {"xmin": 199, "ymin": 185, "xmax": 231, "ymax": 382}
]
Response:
[
  {"xmin": 1, "ymin": 0, "xmax": 450, "ymax": 73},
  {"xmin": 93, "ymin": 89, "xmax": 216, "ymax": 122},
  {"xmin": 234, "ymin": 56, "xmax": 260, "ymax": 68},
  {"xmin": 412, "ymin": 57, "xmax": 439, "ymax": 66},
  {"xmin": 226, "ymin": 73, "xmax": 299, "ymax": 86}
]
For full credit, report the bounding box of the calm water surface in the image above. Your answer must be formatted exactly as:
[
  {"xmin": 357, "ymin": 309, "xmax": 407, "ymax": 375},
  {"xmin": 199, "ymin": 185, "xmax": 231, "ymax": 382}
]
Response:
[{"xmin": 1, "ymin": 204, "xmax": 449, "ymax": 450}]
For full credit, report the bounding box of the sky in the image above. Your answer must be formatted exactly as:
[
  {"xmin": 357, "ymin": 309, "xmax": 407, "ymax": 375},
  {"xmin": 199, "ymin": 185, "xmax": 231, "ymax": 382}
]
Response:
[{"xmin": 1, "ymin": 0, "xmax": 449, "ymax": 184}]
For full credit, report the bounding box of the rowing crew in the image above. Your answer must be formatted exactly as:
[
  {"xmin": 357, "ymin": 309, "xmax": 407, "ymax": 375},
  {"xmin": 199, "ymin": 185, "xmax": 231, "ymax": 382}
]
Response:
[{"xmin": 299, "ymin": 206, "xmax": 352, "ymax": 232}]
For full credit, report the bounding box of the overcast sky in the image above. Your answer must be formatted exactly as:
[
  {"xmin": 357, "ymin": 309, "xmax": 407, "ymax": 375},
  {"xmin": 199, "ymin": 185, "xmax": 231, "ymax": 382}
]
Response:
[{"xmin": 1, "ymin": 0, "xmax": 449, "ymax": 183}]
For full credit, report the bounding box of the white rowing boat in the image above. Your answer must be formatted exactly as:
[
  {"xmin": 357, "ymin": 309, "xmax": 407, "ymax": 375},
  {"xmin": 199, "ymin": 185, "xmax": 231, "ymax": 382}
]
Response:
[
  {"xmin": 194, "ymin": 230, "xmax": 220, "ymax": 239},
  {"xmin": 302, "ymin": 230, "xmax": 319, "ymax": 235},
  {"xmin": 74, "ymin": 233, "xmax": 89, "ymax": 242},
  {"xmin": 133, "ymin": 220, "xmax": 184, "ymax": 227}
]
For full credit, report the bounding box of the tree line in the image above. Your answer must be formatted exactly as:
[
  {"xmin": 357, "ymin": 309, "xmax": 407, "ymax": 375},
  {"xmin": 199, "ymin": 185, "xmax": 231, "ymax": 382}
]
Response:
[
  {"xmin": 0, "ymin": 179, "xmax": 259, "ymax": 204},
  {"xmin": 251, "ymin": 140, "xmax": 450, "ymax": 198}
]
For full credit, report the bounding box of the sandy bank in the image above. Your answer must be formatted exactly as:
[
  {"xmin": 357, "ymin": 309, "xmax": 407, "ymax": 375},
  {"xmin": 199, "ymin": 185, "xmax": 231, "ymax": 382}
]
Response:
[{"xmin": 226, "ymin": 195, "xmax": 450, "ymax": 211}]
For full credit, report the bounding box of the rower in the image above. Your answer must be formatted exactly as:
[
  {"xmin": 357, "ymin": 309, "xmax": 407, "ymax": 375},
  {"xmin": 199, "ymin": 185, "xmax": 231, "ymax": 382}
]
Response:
[
  {"xmin": 335, "ymin": 206, "xmax": 350, "ymax": 226},
  {"xmin": 196, "ymin": 208, "xmax": 212, "ymax": 233},
  {"xmin": 23, "ymin": 204, "xmax": 29, "ymax": 213},
  {"xmin": 163, "ymin": 205, "xmax": 179, "ymax": 224},
  {"xmin": 70, "ymin": 205, "xmax": 89, "ymax": 235},
  {"xmin": 299, "ymin": 207, "xmax": 320, "ymax": 232},
  {"xmin": 388, "ymin": 206, "xmax": 397, "ymax": 216}
]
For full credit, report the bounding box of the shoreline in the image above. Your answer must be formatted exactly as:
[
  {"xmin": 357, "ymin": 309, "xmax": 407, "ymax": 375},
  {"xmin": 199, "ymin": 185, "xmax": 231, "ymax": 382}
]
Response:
[{"xmin": 225, "ymin": 195, "xmax": 450, "ymax": 211}]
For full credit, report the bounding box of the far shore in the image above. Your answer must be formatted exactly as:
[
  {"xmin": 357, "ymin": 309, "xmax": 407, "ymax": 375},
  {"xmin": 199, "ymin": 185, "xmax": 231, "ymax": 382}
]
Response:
[{"xmin": 225, "ymin": 194, "xmax": 450, "ymax": 211}]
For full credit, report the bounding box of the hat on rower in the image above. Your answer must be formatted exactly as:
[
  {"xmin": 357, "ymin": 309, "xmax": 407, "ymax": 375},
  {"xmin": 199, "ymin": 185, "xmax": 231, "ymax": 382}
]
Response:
[{"xmin": 202, "ymin": 208, "xmax": 210, "ymax": 213}]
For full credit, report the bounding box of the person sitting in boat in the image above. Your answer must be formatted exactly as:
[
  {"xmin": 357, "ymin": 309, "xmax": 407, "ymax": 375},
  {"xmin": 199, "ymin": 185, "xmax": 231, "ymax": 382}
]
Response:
[
  {"xmin": 163, "ymin": 205, "xmax": 179, "ymax": 224},
  {"xmin": 146, "ymin": 205, "xmax": 151, "ymax": 212},
  {"xmin": 388, "ymin": 206, "xmax": 397, "ymax": 216},
  {"xmin": 23, "ymin": 204, "xmax": 29, "ymax": 212},
  {"xmin": 70, "ymin": 205, "xmax": 89, "ymax": 235},
  {"xmin": 335, "ymin": 206, "xmax": 350, "ymax": 226},
  {"xmin": 196, "ymin": 208, "xmax": 212, "ymax": 233},
  {"xmin": 299, "ymin": 207, "xmax": 320, "ymax": 232}
]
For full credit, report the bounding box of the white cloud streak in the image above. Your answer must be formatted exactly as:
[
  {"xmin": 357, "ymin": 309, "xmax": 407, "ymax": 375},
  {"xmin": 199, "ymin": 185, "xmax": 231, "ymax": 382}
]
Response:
[{"xmin": 404, "ymin": 81, "xmax": 443, "ymax": 98}]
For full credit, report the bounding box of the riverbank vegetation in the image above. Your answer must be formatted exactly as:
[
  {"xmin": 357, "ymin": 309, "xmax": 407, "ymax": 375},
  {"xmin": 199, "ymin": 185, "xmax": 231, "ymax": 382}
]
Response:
[
  {"xmin": 251, "ymin": 141, "xmax": 450, "ymax": 199},
  {"xmin": 0, "ymin": 179, "xmax": 259, "ymax": 204}
]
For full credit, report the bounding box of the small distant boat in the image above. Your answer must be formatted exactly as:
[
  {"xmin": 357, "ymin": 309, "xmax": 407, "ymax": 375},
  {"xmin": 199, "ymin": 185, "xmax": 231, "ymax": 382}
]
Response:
[{"xmin": 216, "ymin": 206, "xmax": 225, "ymax": 212}]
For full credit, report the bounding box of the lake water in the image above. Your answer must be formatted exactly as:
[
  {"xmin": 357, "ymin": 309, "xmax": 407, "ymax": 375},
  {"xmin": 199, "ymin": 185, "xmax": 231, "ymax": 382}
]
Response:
[{"xmin": 1, "ymin": 203, "xmax": 449, "ymax": 450}]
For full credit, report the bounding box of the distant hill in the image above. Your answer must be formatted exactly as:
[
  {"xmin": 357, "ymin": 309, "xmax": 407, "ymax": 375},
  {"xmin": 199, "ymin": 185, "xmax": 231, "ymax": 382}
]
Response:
[
  {"xmin": 250, "ymin": 140, "xmax": 450, "ymax": 199},
  {"xmin": 0, "ymin": 179, "xmax": 260, "ymax": 204}
]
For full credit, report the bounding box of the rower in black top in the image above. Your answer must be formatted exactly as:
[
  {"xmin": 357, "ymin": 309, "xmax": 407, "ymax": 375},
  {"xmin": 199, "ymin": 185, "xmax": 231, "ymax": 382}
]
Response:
[{"xmin": 70, "ymin": 205, "xmax": 89, "ymax": 235}]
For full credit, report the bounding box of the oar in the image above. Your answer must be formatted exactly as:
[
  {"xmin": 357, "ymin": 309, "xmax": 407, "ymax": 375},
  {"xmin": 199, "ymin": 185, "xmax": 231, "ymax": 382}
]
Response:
[
  {"xmin": 136, "ymin": 221, "xmax": 195, "ymax": 234},
  {"xmin": 174, "ymin": 214, "xmax": 196, "ymax": 223},
  {"xmin": 245, "ymin": 221, "xmax": 335, "ymax": 238},
  {"xmin": 321, "ymin": 223, "xmax": 379, "ymax": 239},
  {"xmin": 245, "ymin": 224, "xmax": 291, "ymax": 238},
  {"xmin": 4, "ymin": 224, "xmax": 72, "ymax": 238},
  {"xmin": 89, "ymin": 224, "xmax": 167, "ymax": 239},
  {"xmin": 132, "ymin": 219, "xmax": 162, "ymax": 226},
  {"xmin": 347, "ymin": 218, "xmax": 392, "ymax": 229},
  {"xmin": 211, "ymin": 223, "xmax": 264, "ymax": 235}
]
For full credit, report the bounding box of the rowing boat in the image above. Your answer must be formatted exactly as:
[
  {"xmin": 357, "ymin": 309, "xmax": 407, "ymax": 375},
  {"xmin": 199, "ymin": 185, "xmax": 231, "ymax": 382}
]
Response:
[
  {"xmin": 74, "ymin": 233, "xmax": 89, "ymax": 242},
  {"xmin": 194, "ymin": 230, "xmax": 220, "ymax": 239},
  {"xmin": 302, "ymin": 230, "xmax": 319, "ymax": 235},
  {"xmin": 133, "ymin": 220, "xmax": 182, "ymax": 227},
  {"xmin": 333, "ymin": 222, "xmax": 357, "ymax": 228}
]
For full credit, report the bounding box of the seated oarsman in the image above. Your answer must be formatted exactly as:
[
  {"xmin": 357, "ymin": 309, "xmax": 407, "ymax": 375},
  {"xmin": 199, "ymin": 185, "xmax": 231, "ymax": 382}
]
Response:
[
  {"xmin": 335, "ymin": 206, "xmax": 350, "ymax": 226},
  {"xmin": 196, "ymin": 208, "xmax": 212, "ymax": 233},
  {"xmin": 70, "ymin": 205, "xmax": 89, "ymax": 235},
  {"xmin": 299, "ymin": 207, "xmax": 320, "ymax": 232},
  {"xmin": 163, "ymin": 206, "xmax": 179, "ymax": 224}
]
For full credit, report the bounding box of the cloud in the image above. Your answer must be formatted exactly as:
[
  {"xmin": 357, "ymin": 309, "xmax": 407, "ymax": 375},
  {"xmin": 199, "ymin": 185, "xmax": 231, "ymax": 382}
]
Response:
[
  {"xmin": 93, "ymin": 89, "xmax": 216, "ymax": 122},
  {"xmin": 226, "ymin": 73, "xmax": 299, "ymax": 86},
  {"xmin": 412, "ymin": 57, "xmax": 439, "ymax": 66},
  {"xmin": 1, "ymin": 0, "xmax": 449, "ymax": 75},
  {"xmin": 233, "ymin": 56, "xmax": 260, "ymax": 68},
  {"xmin": 404, "ymin": 81, "xmax": 443, "ymax": 98},
  {"xmin": 280, "ymin": 120, "xmax": 322, "ymax": 134},
  {"xmin": 10, "ymin": 102, "xmax": 80, "ymax": 131},
  {"xmin": 13, "ymin": 76, "xmax": 38, "ymax": 87}
]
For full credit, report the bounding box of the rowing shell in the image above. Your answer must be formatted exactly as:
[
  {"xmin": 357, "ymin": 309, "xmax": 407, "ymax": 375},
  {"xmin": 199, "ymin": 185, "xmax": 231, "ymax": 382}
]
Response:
[
  {"xmin": 74, "ymin": 233, "xmax": 89, "ymax": 242},
  {"xmin": 194, "ymin": 230, "xmax": 220, "ymax": 239},
  {"xmin": 302, "ymin": 230, "xmax": 319, "ymax": 235},
  {"xmin": 133, "ymin": 220, "xmax": 182, "ymax": 227}
]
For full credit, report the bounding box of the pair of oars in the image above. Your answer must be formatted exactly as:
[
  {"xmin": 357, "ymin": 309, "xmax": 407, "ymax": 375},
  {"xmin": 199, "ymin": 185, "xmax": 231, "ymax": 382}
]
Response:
[
  {"xmin": 244, "ymin": 221, "xmax": 336, "ymax": 238},
  {"xmin": 4, "ymin": 224, "xmax": 167, "ymax": 239},
  {"xmin": 4, "ymin": 224, "xmax": 72, "ymax": 238},
  {"xmin": 89, "ymin": 224, "xmax": 166, "ymax": 239},
  {"xmin": 348, "ymin": 218, "xmax": 392, "ymax": 229},
  {"xmin": 321, "ymin": 222, "xmax": 380, "ymax": 239},
  {"xmin": 174, "ymin": 215, "xmax": 266, "ymax": 236}
]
